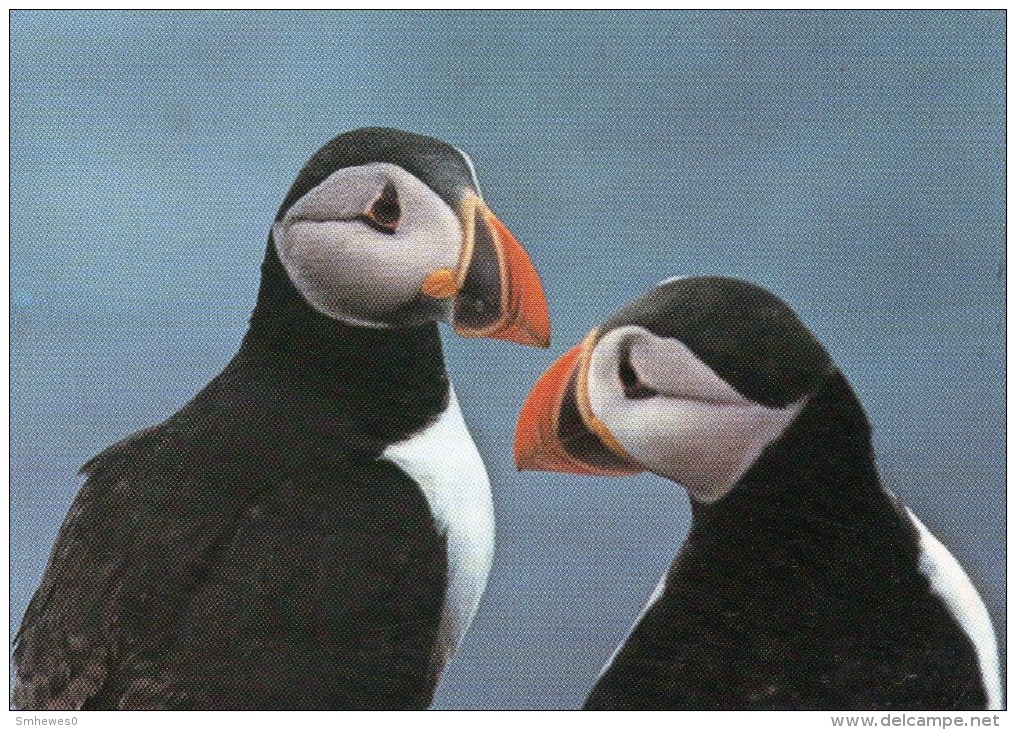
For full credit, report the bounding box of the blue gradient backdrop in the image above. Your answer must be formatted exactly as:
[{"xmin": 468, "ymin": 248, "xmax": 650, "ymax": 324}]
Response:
[{"xmin": 10, "ymin": 11, "xmax": 1005, "ymax": 709}]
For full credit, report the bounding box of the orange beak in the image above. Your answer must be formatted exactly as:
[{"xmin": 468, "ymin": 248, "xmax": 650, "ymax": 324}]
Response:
[
  {"xmin": 446, "ymin": 195, "xmax": 551, "ymax": 349},
  {"xmin": 514, "ymin": 333, "xmax": 643, "ymax": 476}
]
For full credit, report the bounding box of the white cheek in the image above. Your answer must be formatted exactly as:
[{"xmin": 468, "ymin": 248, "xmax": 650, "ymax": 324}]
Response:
[
  {"xmin": 629, "ymin": 335, "xmax": 753, "ymax": 406},
  {"xmin": 277, "ymin": 219, "xmax": 460, "ymax": 322},
  {"xmin": 606, "ymin": 396, "xmax": 802, "ymax": 502},
  {"xmin": 587, "ymin": 326, "xmax": 803, "ymax": 502},
  {"xmin": 272, "ymin": 162, "xmax": 465, "ymax": 327}
]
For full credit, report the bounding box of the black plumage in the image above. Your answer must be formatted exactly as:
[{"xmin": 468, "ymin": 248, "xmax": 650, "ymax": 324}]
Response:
[
  {"xmin": 14, "ymin": 128, "xmax": 490, "ymax": 709},
  {"xmin": 586, "ymin": 371, "xmax": 986, "ymax": 710},
  {"xmin": 15, "ymin": 282, "xmax": 452, "ymax": 710},
  {"xmin": 516, "ymin": 277, "xmax": 995, "ymax": 710}
]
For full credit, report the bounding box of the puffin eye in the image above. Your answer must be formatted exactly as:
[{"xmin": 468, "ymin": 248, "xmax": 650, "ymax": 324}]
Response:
[
  {"xmin": 619, "ymin": 348, "xmax": 657, "ymax": 400},
  {"xmin": 362, "ymin": 182, "xmax": 401, "ymax": 233}
]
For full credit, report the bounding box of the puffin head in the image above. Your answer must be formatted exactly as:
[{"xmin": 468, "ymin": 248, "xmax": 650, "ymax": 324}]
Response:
[
  {"xmin": 264, "ymin": 127, "xmax": 550, "ymax": 347},
  {"xmin": 514, "ymin": 277, "xmax": 835, "ymax": 503}
]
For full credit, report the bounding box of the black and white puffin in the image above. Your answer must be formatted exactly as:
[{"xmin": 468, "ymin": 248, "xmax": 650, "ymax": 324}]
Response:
[
  {"xmin": 14, "ymin": 127, "xmax": 550, "ymax": 710},
  {"xmin": 515, "ymin": 276, "xmax": 1001, "ymax": 710}
]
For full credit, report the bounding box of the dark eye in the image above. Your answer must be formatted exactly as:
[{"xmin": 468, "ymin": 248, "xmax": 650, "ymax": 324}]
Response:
[
  {"xmin": 619, "ymin": 349, "xmax": 657, "ymax": 400},
  {"xmin": 362, "ymin": 182, "xmax": 400, "ymax": 233}
]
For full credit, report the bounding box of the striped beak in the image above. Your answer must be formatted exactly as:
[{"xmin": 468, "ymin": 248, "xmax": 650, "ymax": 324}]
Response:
[
  {"xmin": 514, "ymin": 331, "xmax": 643, "ymax": 475},
  {"xmin": 435, "ymin": 194, "xmax": 550, "ymax": 349}
]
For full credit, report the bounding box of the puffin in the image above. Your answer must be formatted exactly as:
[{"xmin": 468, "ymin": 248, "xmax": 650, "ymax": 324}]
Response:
[
  {"xmin": 14, "ymin": 128, "xmax": 550, "ymax": 710},
  {"xmin": 515, "ymin": 276, "xmax": 1001, "ymax": 710}
]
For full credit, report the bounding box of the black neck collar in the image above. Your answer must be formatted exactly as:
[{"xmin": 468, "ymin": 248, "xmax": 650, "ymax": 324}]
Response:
[
  {"xmin": 229, "ymin": 238, "xmax": 450, "ymax": 445},
  {"xmin": 692, "ymin": 371, "xmax": 890, "ymax": 528}
]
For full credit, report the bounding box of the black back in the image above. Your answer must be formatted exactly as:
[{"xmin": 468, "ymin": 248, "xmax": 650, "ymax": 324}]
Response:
[
  {"xmin": 14, "ymin": 320, "xmax": 453, "ymax": 709},
  {"xmin": 585, "ymin": 372, "xmax": 987, "ymax": 710}
]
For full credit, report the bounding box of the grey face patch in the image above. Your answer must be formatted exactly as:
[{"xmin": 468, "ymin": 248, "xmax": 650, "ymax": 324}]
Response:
[
  {"xmin": 601, "ymin": 277, "xmax": 833, "ymax": 408},
  {"xmin": 586, "ymin": 325, "xmax": 805, "ymax": 503},
  {"xmin": 272, "ymin": 163, "xmax": 464, "ymax": 328},
  {"xmin": 627, "ymin": 331, "xmax": 755, "ymax": 407}
]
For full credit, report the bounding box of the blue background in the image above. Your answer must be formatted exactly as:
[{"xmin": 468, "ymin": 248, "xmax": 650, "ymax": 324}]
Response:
[{"xmin": 10, "ymin": 11, "xmax": 1005, "ymax": 709}]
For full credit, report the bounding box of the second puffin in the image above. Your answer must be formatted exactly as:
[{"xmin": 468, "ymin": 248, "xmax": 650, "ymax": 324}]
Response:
[{"xmin": 515, "ymin": 276, "xmax": 999, "ymax": 710}]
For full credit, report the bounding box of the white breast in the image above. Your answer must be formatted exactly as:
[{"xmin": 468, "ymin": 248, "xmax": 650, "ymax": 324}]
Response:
[
  {"xmin": 380, "ymin": 387, "xmax": 495, "ymax": 677},
  {"xmin": 907, "ymin": 509, "xmax": 1002, "ymax": 710}
]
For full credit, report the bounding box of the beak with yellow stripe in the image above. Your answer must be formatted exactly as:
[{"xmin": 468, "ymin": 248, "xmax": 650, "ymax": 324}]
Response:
[
  {"xmin": 422, "ymin": 192, "xmax": 550, "ymax": 348},
  {"xmin": 514, "ymin": 328, "xmax": 643, "ymax": 478}
]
